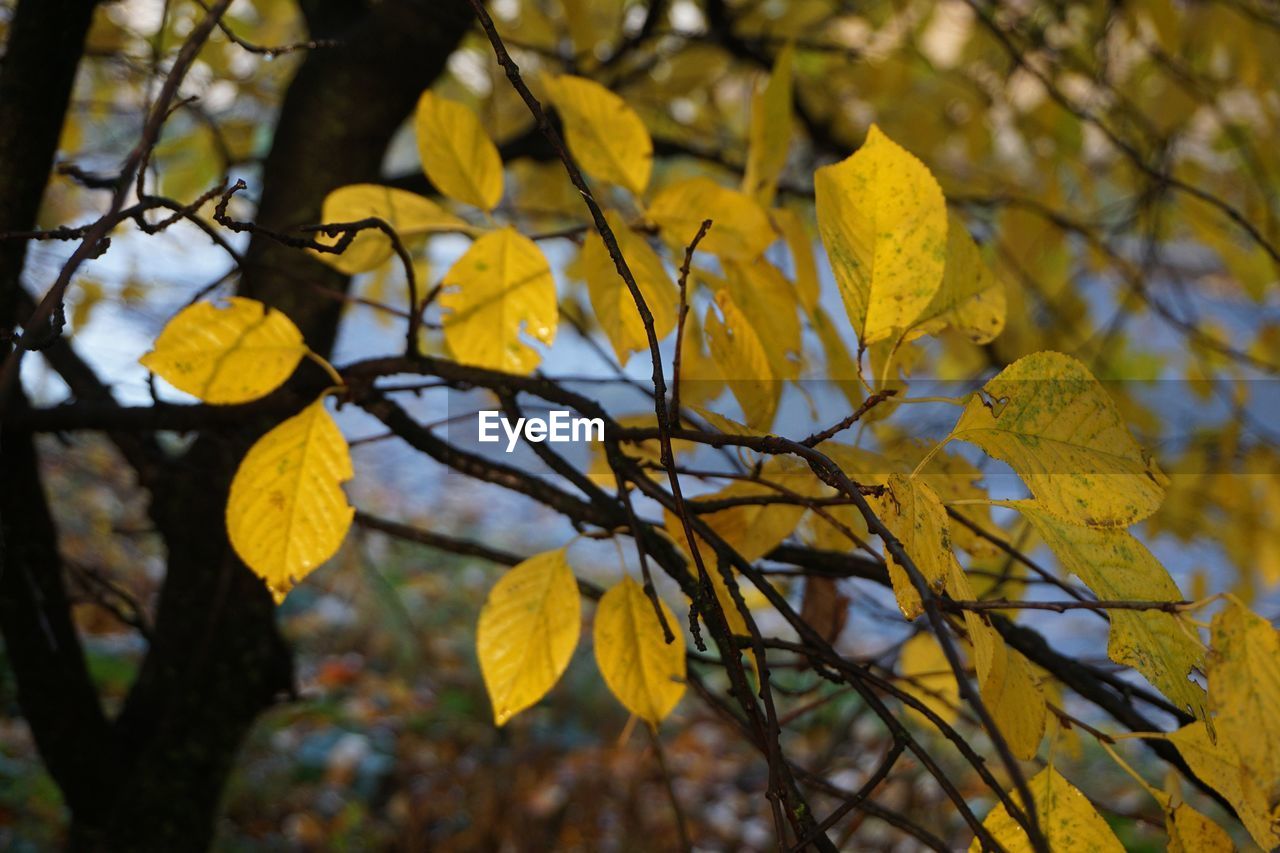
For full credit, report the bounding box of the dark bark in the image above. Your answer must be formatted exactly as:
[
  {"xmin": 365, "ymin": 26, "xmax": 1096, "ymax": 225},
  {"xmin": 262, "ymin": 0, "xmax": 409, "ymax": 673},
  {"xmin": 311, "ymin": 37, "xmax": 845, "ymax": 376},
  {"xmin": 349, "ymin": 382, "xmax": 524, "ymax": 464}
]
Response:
[
  {"xmin": 0, "ymin": 0, "xmax": 474, "ymax": 849},
  {"xmin": 91, "ymin": 1, "xmax": 475, "ymax": 848},
  {"xmin": 0, "ymin": 0, "xmax": 112, "ymax": 832}
]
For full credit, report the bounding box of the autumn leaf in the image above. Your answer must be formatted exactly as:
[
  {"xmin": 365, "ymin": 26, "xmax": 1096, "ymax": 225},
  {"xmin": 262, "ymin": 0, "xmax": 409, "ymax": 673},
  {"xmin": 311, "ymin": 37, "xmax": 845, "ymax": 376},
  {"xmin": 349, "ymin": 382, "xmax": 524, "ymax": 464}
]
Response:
[
  {"xmin": 1018, "ymin": 504, "xmax": 1207, "ymax": 721},
  {"xmin": 648, "ymin": 177, "xmax": 774, "ymax": 260},
  {"xmin": 594, "ymin": 577, "xmax": 685, "ymax": 724},
  {"xmin": 815, "ymin": 125, "xmax": 948, "ymax": 346},
  {"xmin": 415, "ymin": 91, "xmax": 504, "ymax": 211},
  {"xmin": 543, "ymin": 74, "xmax": 652, "ymax": 197},
  {"xmin": 311, "ymin": 183, "xmax": 467, "ymax": 275},
  {"xmin": 476, "ymin": 549, "xmax": 581, "ymax": 725},
  {"xmin": 226, "ymin": 399, "xmax": 354, "ymax": 603},
  {"xmin": 440, "ymin": 227, "xmax": 558, "ymax": 374},
  {"xmin": 972, "ymin": 766, "xmax": 1123, "ymax": 852},
  {"xmin": 704, "ymin": 290, "xmax": 779, "ymax": 431},
  {"xmin": 950, "ymin": 351, "xmax": 1167, "ymax": 527},
  {"xmin": 140, "ymin": 297, "xmax": 308, "ymax": 404}
]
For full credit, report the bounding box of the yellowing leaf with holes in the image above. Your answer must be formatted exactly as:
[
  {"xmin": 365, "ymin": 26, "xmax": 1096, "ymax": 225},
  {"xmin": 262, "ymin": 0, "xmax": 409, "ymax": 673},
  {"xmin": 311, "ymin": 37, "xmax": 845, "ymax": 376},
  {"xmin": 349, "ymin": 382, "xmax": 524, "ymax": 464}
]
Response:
[
  {"xmin": 415, "ymin": 91, "xmax": 503, "ymax": 211},
  {"xmin": 581, "ymin": 212, "xmax": 676, "ymax": 364},
  {"xmin": 950, "ymin": 352, "xmax": 1167, "ymax": 527},
  {"xmin": 1019, "ymin": 505, "xmax": 1206, "ymax": 720},
  {"xmin": 226, "ymin": 400, "xmax": 354, "ymax": 603},
  {"xmin": 312, "ymin": 184, "xmax": 467, "ymax": 274},
  {"xmin": 971, "ymin": 766, "xmax": 1123, "ymax": 853},
  {"xmin": 772, "ymin": 208, "xmax": 819, "ymax": 315},
  {"xmin": 705, "ymin": 290, "xmax": 778, "ymax": 430},
  {"xmin": 440, "ymin": 227, "xmax": 557, "ymax": 374},
  {"xmin": 140, "ymin": 297, "xmax": 307, "ymax": 404},
  {"xmin": 476, "ymin": 549, "xmax": 581, "ymax": 725},
  {"xmin": 907, "ymin": 213, "xmax": 1006, "ymax": 344},
  {"xmin": 742, "ymin": 42, "xmax": 793, "ymax": 206},
  {"xmin": 1169, "ymin": 722, "xmax": 1280, "ymax": 849},
  {"xmin": 815, "ymin": 125, "xmax": 947, "ymax": 345},
  {"xmin": 649, "ymin": 177, "xmax": 774, "ymax": 260},
  {"xmin": 544, "ymin": 74, "xmax": 651, "ymax": 197},
  {"xmin": 874, "ymin": 474, "xmax": 951, "ymax": 619},
  {"xmin": 899, "ymin": 632, "xmax": 960, "ymax": 726},
  {"xmin": 594, "ymin": 577, "xmax": 685, "ymax": 724},
  {"xmin": 723, "ymin": 259, "xmax": 802, "ymax": 381}
]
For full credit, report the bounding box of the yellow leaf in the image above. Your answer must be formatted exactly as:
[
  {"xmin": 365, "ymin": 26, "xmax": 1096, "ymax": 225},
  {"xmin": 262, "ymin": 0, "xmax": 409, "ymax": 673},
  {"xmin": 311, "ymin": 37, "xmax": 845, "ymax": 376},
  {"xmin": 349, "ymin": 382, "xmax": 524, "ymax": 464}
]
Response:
[
  {"xmin": 971, "ymin": 766, "xmax": 1124, "ymax": 853},
  {"xmin": 899, "ymin": 632, "xmax": 960, "ymax": 726},
  {"xmin": 415, "ymin": 91, "xmax": 503, "ymax": 211},
  {"xmin": 581, "ymin": 212, "xmax": 676, "ymax": 364},
  {"xmin": 1206, "ymin": 602, "xmax": 1280, "ymax": 807},
  {"xmin": 1019, "ymin": 505, "xmax": 1206, "ymax": 721},
  {"xmin": 742, "ymin": 42, "xmax": 793, "ymax": 207},
  {"xmin": 772, "ymin": 207, "xmax": 820, "ymax": 315},
  {"xmin": 594, "ymin": 577, "xmax": 685, "ymax": 724},
  {"xmin": 1166, "ymin": 803, "xmax": 1234, "ymax": 853},
  {"xmin": 312, "ymin": 184, "xmax": 467, "ymax": 275},
  {"xmin": 544, "ymin": 74, "xmax": 652, "ymax": 197},
  {"xmin": 907, "ymin": 212, "xmax": 1006, "ymax": 345},
  {"xmin": 440, "ymin": 227, "xmax": 558, "ymax": 374},
  {"xmin": 1169, "ymin": 722, "xmax": 1280, "ymax": 849},
  {"xmin": 663, "ymin": 457, "xmax": 817, "ymax": 563},
  {"xmin": 815, "ymin": 125, "xmax": 948, "ymax": 345},
  {"xmin": 723, "ymin": 259, "xmax": 802, "ymax": 381},
  {"xmin": 226, "ymin": 399, "xmax": 354, "ymax": 603},
  {"xmin": 140, "ymin": 297, "xmax": 307, "ymax": 404},
  {"xmin": 476, "ymin": 549, "xmax": 581, "ymax": 725},
  {"xmin": 950, "ymin": 352, "xmax": 1167, "ymax": 527},
  {"xmin": 874, "ymin": 474, "xmax": 951, "ymax": 619},
  {"xmin": 648, "ymin": 177, "xmax": 774, "ymax": 260},
  {"xmin": 946, "ymin": 560, "xmax": 1047, "ymax": 760},
  {"xmin": 705, "ymin": 290, "xmax": 779, "ymax": 431},
  {"xmin": 71, "ymin": 280, "xmax": 104, "ymax": 330}
]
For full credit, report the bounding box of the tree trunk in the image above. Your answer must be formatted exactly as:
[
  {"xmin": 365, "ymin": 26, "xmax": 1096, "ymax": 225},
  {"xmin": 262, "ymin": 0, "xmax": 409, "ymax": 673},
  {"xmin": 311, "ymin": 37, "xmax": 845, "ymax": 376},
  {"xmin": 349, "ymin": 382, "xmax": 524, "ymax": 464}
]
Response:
[{"xmin": 0, "ymin": 0, "xmax": 475, "ymax": 848}]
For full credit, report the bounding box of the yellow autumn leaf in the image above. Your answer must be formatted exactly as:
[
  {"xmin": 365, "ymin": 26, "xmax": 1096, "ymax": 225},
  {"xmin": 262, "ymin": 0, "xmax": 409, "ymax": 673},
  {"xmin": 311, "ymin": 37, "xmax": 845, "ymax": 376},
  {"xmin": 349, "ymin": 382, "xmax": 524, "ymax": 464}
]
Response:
[
  {"xmin": 476, "ymin": 549, "xmax": 581, "ymax": 725},
  {"xmin": 544, "ymin": 74, "xmax": 652, "ymax": 197},
  {"xmin": 772, "ymin": 208, "xmax": 820, "ymax": 316},
  {"xmin": 415, "ymin": 91, "xmax": 503, "ymax": 211},
  {"xmin": 312, "ymin": 183, "xmax": 467, "ymax": 275},
  {"xmin": 742, "ymin": 42, "xmax": 793, "ymax": 207},
  {"xmin": 1206, "ymin": 601, "xmax": 1280, "ymax": 807},
  {"xmin": 971, "ymin": 766, "xmax": 1124, "ymax": 853},
  {"xmin": 140, "ymin": 297, "xmax": 307, "ymax": 404},
  {"xmin": 705, "ymin": 290, "xmax": 779, "ymax": 431},
  {"xmin": 648, "ymin": 177, "xmax": 774, "ymax": 260},
  {"xmin": 946, "ymin": 562, "xmax": 1047, "ymax": 760},
  {"xmin": 723, "ymin": 259, "xmax": 802, "ymax": 380},
  {"xmin": 1019, "ymin": 505, "xmax": 1206, "ymax": 720},
  {"xmin": 874, "ymin": 474, "xmax": 952, "ymax": 619},
  {"xmin": 1166, "ymin": 802, "xmax": 1234, "ymax": 853},
  {"xmin": 663, "ymin": 457, "xmax": 817, "ymax": 563},
  {"xmin": 440, "ymin": 227, "xmax": 558, "ymax": 374},
  {"xmin": 906, "ymin": 212, "xmax": 1006, "ymax": 345},
  {"xmin": 1169, "ymin": 722, "xmax": 1279, "ymax": 849},
  {"xmin": 581, "ymin": 212, "xmax": 676, "ymax": 364},
  {"xmin": 950, "ymin": 352, "xmax": 1167, "ymax": 527},
  {"xmin": 226, "ymin": 399, "xmax": 354, "ymax": 603},
  {"xmin": 815, "ymin": 124, "xmax": 948, "ymax": 345},
  {"xmin": 899, "ymin": 632, "xmax": 960, "ymax": 726},
  {"xmin": 594, "ymin": 577, "xmax": 685, "ymax": 724}
]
